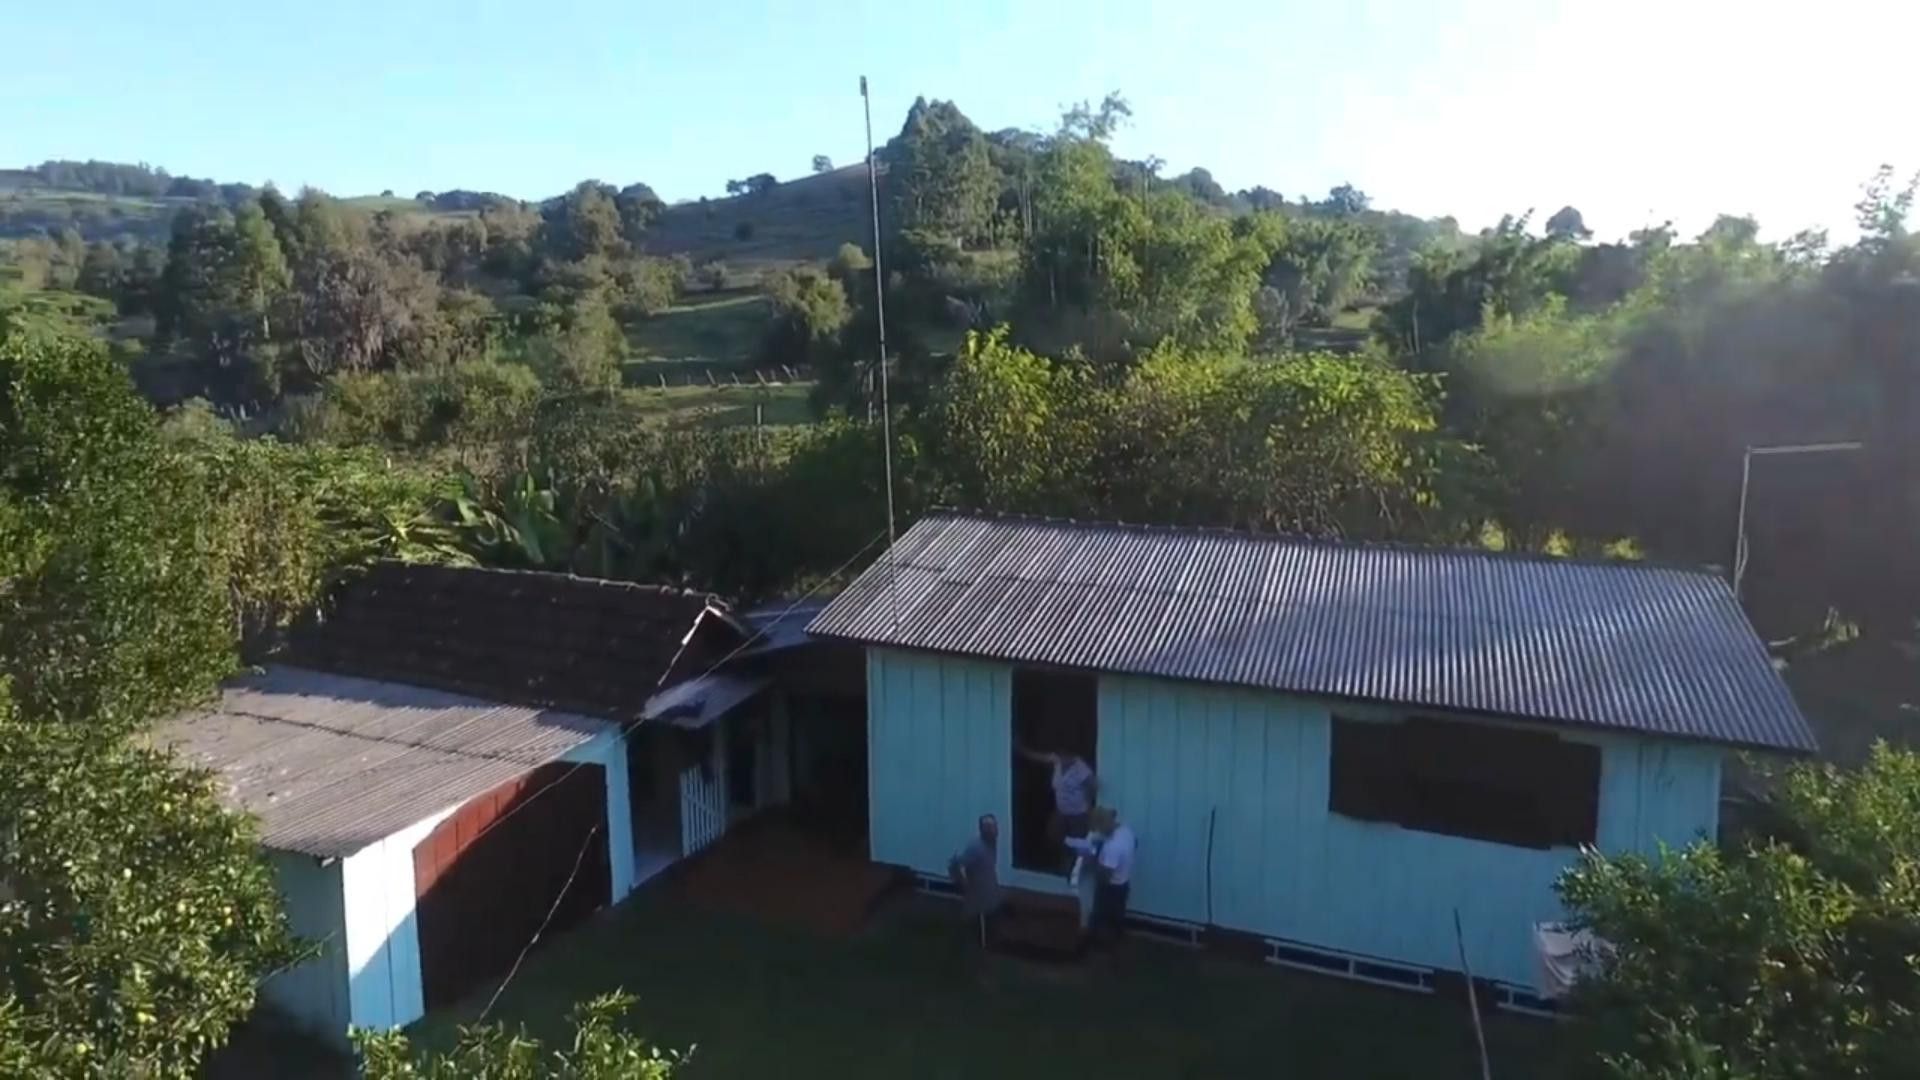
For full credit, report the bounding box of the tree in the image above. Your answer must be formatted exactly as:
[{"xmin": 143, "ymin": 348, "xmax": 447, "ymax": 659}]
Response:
[
  {"xmin": 826, "ymin": 242, "xmax": 872, "ymax": 282},
  {"xmin": 525, "ymin": 291, "xmax": 626, "ymax": 392},
  {"xmin": 355, "ymin": 991, "xmax": 683, "ymax": 1078},
  {"xmin": 0, "ymin": 682, "xmax": 303, "ymax": 1080},
  {"xmin": 727, "ymin": 174, "xmax": 777, "ymax": 198},
  {"xmin": 0, "ymin": 317, "xmax": 355, "ymax": 1079},
  {"xmin": 1546, "ymin": 205, "xmax": 1593, "ymax": 241},
  {"xmin": 1018, "ymin": 127, "xmax": 1275, "ymax": 361},
  {"xmin": 1, "ymin": 317, "xmax": 233, "ymax": 724},
  {"xmin": 1376, "ymin": 212, "xmax": 1578, "ymax": 360},
  {"xmin": 1255, "ymin": 215, "xmax": 1378, "ymax": 343},
  {"xmin": 538, "ymin": 181, "xmax": 628, "ymax": 264},
  {"xmin": 288, "ymin": 236, "xmax": 443, "ymax": 380},
  {"xmin": 615, "ymin": 182, "xmax": 665, "ymax": 245},
  {"xmin": 1242, "ymin": 186, "xmax": 1287, "ymax": 212},
  {"xmin": 811, "ymin": 154, "xmax": 834, "ymax": 174},
  {"xmin": 1558, "ymin": 744, "xmax": 1920, "ymax": 1079},
  {"xmin": 155, "ymin": 203, "xmax": 291, "ymax": 403},
  {"xmin": 760, "ymin": 266, "xmax": 851, "ymax": 367},
  {"xmin": 928, "ymin": 328, "xmax": 1444, "ymax": 533},
  {"xmin": 1323, "ymin": 183, "xmax": 1372, "ymax": 216},
  {"xmin": 884, "ymin": 97, "xmax": 1000, "ymax": 261},
  {"xmin": 1166, "ymin": 167, "xmax": 1228, "ymax": 207}
]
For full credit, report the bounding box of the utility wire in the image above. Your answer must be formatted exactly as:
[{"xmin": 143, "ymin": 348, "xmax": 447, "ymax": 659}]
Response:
[
  {"xmin": 245, "ymin": 532, "xmax": 892, "ymax": 1006},
  {"xmin": 479, "ymin": 822, "xmax": 602, "ymax": 1022},
  {"xmin": 434, "ymin": 528, "xmax": 888, "ymax": 861}
]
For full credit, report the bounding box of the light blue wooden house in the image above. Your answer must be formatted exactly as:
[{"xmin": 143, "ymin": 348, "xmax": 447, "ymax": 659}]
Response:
[{"xmin": 809, "ymin": 512, "xmax": 1815, "ymax": 997}]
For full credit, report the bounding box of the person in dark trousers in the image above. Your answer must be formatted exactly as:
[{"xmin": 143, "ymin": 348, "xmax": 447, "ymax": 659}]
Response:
[
  {"xmin": 1088, "ymin": 807, "xmax": 1135, "ymax": 946},
  {"xmin": 949, "ymin": 813, "xmax": 1004, "ymax": 948}
]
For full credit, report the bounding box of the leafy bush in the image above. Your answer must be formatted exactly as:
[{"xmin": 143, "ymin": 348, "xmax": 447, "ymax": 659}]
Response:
[
  {"xmin": 290, "ymin": 360, "xmax": 542, "ymax": 454},
  {"xmin": 1558, "ymin": 744, "xmax": 1920, "ymax": 1079},
  {"xmin": 354, "ymin": 991, "xmax": 684, "ymax": 1079},
  {"xmin": 926, "ymin": 328, "xmax": 1446, "ymax": 534},
  {"xmin": 0, "ymin": 681, "xmax": 303, "ymax": 1080}
]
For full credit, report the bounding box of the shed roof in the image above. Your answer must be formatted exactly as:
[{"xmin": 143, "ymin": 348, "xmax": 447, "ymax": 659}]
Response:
[
  {"xmin": 156, "ymin": 665, "xmax": 613, "ymax": 857},
  {"xmin": 289, "ymin": 563, "xmax": 739, "ymax": 722},
  {"xmin": 808, "ymin": 512, "xmax": 1816, "ymax": 753}
]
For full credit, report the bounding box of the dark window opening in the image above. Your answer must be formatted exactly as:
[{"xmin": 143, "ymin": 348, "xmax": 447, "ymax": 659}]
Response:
[
  {"xmin": 1010, "ymin": 667, "xmax": 1098, "ymax": 872},
  {"xmin": 1329, "ymin": 715, "xmax": 1599, "ymax": 849}
]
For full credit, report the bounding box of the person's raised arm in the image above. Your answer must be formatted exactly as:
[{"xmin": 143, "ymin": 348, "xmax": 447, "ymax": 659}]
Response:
[{"xmin": 1014, "ymin": 744, "xmax": 1054, "ymax": 766}]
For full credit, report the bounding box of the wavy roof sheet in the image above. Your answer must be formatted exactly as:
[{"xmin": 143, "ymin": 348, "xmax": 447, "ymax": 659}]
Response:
[{"xmin": 808, "ymin": 512, "xmax": 1815, "ymax": 753}]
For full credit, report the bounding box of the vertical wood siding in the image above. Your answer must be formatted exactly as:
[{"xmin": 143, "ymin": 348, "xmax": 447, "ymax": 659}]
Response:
[
  {"xmin": 866, "ymin": 648, "xmax": 1722, "ymax": 988},
  {"xmin": 260, "ymin": 852, "xmax": 350, "ymax": 1046},
  {"xmin": 867, "ymin": 649, "xmax": 1010, "ymax": 878}
]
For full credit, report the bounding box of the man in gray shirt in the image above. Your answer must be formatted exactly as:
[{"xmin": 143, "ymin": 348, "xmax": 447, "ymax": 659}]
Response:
[{"xmin": 949, "ymin": 814, "xmax": 1003, "ymax": 946}]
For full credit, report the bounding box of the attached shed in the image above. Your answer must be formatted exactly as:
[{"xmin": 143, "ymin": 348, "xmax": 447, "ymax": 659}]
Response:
[
  {"xmin": 159, "ymin": 563, "xmax": 750, "ymax": 1044},
  {"xmin": 158, "ymin": 666, "xmax": 632, "ymax": 1042},
  {"xmin": 809, "ymin": 512, "xmax": 1817, "ymax": 993}
]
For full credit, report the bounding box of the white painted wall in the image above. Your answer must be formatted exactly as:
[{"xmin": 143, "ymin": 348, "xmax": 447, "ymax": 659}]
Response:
[
  {"xmin": 340, "ymin": 804, "xmax": 458, "ymax": 1031},
  {"xmin": 259, "ymin": 851, "xmax": 351, "ymax": 1047},
  {"xmin": 266, "ymin": 725, "xmax": 636, "ymax": 1036},
  {"xmin": 563, "ymin": 726, "xmax": 636, "ymax": 902}
]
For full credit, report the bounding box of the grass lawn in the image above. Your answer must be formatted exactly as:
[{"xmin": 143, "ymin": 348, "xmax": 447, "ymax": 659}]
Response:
[
  {"xmin": 1293, "ymin": 306, "xmax": 1377, "ymax": 354},
  {"xmin": 628, "ymin": 292, "xmax": 771, "ymax": 366},
  {"xmin": 644, "ymin": 166, "xmax": 870, "ymax": 266},
  {"xmin": 410, "ymin": 889, "xmax": 1559, "ymax": 1079},
  {"xmin": 617, "ymin": 382, "xmax": 815, "ymax": 428}
]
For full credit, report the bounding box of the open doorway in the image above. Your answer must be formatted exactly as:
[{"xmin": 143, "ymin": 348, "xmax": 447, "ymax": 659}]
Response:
[
  {"xmin": 1010, "ymin": 667, "xmax": 1098, "ymax": 872},
  {"xmin": 626, "ymin": 725, "xmax": 684, "ymax": 885}
]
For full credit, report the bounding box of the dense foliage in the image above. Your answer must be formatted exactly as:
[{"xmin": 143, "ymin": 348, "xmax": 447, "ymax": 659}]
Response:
[
  {"xmin": 1558, "ymin": 744, "xmax": 1920, "ymax": 1079},
  {"xmin": 0, "ymin": 681, "xmax": 303, "ymax": 1079},
  {"xmin": 0, "ymin": 313, "xmax": 457, "ymax": 1076},
  {"xmin": 354, "ymin": 992, "xmax": 683, "ymax": 1079},
  {"xmin": 928, "ymin": 329, "xmax": 1439, "ymax": 533}
]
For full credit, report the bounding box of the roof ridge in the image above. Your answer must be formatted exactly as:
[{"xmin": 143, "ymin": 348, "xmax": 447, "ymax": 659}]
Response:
[{"xmin": 921, "ymin": 506, "xmax": 1728, "ymax": 583}]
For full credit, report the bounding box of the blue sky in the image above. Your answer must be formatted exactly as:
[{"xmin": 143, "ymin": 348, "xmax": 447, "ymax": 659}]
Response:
[{"xmin": 8, "ymin": 0, "xmax": 1914, "ymax": 240}]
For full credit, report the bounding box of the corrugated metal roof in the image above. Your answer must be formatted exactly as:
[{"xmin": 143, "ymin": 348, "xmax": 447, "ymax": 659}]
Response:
[
  {"xmin": 155, "ymin": 665, "xmax": 615, "ymax": 857},
  {"xmin": 808, "ymin": 512, "xmax": 1816, "ymax": 753}
]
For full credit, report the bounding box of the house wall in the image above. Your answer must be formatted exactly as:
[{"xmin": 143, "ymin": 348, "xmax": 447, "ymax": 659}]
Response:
[
  {"xmin": 332, "ymin": 726, "xmax": 636, "ymax": 1033},
  {"xmin": 866, "ymin": 650, "xmax": 1020, "ymax": 885},
  {"xmin": 865, "ymin": 648, "xmax": 1722, "ymax": 988},
  {"xmin": 259, "ymin": 851, "xmax": 351, "ymax": 1046}
]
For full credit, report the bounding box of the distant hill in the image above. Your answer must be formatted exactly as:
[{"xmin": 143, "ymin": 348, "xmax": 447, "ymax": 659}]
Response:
[
  {"xmin": 641, "ymin": 165, "xmax": 873, "ymax": 272},
  {"xmin": 0, "ymin": 156, "xmax": 874, "ymax": 269}
]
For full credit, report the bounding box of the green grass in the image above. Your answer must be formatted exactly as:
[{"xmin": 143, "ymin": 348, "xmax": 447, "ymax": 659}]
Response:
[
  {"xmin": 644, "ymin": 166, "xmax": 871, "ymax": 271},
  {"xmin": 409, "ymin": 889, "xmax": 1558, "ymax": 1079},
  {"xmin": 627, "ymin": 291, "xmax": 771, "ymax": 365},
  {"xmin": 617, "ymin": 382, "xmax": 815, "ymax": 428}
]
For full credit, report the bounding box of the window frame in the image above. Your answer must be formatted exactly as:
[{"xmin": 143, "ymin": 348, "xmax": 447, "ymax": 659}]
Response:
[{"xmin": 1327, "ymin": 712, "xmax": 1601, "ymax": 851}]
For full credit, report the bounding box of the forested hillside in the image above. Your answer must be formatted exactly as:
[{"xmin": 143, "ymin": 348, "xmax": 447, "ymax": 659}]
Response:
[
  {"xmin": 4, "ymin": 93, "xmax": 1915, "ymax": 747},
  {"xmin": 5, "ymin": 80, "xmax": 1920, "ymax": 1080}
]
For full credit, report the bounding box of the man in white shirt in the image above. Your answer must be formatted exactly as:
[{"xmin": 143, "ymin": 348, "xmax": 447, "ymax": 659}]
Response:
[{"xmin": 1089, "ymin": 806, "xmax": 1134, "ymax": 945}]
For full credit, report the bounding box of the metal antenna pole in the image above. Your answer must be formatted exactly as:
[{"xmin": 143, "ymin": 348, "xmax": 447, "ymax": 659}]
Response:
[
  {"xmin": 1732, "ymin": 441, "xmax": 1864, "ymax": 600},
  {"xmin": 862, "ymin": 75, "xmax": 900, "ymax": 627}
]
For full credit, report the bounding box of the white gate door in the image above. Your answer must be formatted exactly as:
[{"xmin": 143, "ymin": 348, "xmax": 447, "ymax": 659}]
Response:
[{"xmin": 678, "ymin": 720, "xmax": 728, "ymax": 855}]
